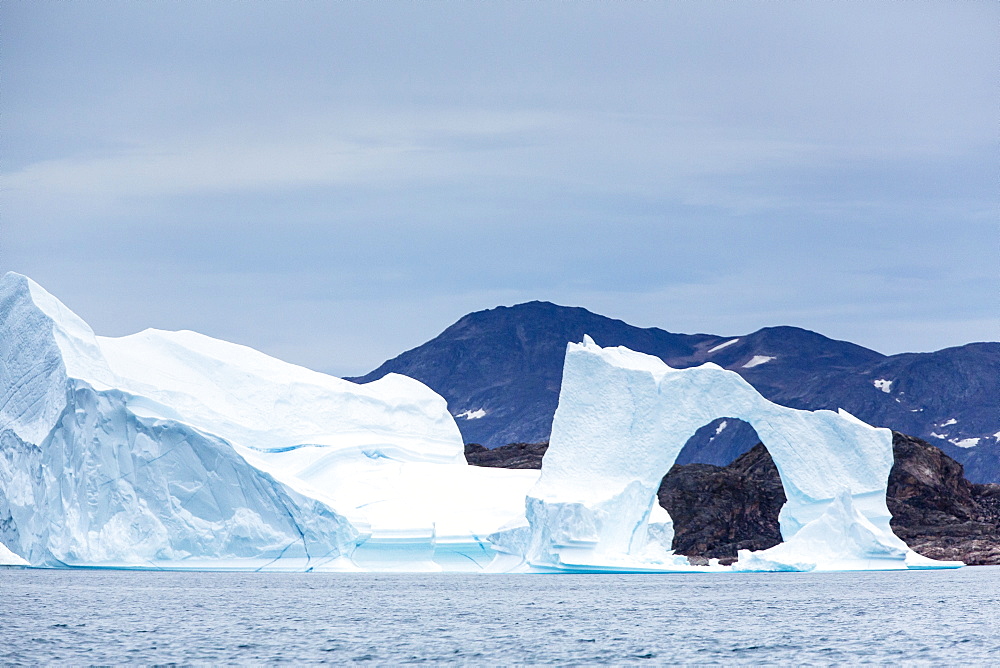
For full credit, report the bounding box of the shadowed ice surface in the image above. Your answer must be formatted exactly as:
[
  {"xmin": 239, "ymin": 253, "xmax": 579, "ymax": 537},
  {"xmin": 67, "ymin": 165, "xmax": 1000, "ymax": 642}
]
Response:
[{"xmin": 2, "ymin": 567, "xmax": 999, "ymax": 664}]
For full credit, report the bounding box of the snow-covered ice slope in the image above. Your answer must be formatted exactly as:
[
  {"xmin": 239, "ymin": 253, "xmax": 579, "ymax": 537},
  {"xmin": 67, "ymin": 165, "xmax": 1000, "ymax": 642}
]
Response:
[
  {"xmin": 488, "ymin": 337, "xmax": 960, "ymax": 573},
  {"xmin": 0, "ymin": 273, "xmax": 535, "ymax": 570},
  {"xmin": 0, "ymin": 539, "xmax": 28, "ymax": 566},
  {"xmin": 96, "ymin": 328, "xmax": 537, "ymax": 571}
]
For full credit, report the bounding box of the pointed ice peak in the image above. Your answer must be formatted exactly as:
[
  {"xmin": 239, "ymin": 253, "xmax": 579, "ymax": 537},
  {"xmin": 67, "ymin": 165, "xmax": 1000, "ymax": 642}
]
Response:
[
  {"xmin": 0, "ymin": 272, "xmax": 116, "ymax": 391},
  {"xmin": 1, "ymin": 271, "xmax": 28, "ymax": 288},
  {"xmin": 837, "ymin": 407, "xmax": 868, "ymax": 426},
  {"xmin": 2, "ymin": 271, "xmax": 97, "ymax": 341},
  {"xmin": 567, "ymin": 337, "xmax": 685, "ymax": 391}
]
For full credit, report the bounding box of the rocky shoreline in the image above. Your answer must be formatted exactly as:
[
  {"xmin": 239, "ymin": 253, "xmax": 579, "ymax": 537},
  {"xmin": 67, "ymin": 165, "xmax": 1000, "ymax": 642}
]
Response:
[{"xmin": 465, "ymin": 432, "xmax": 1000, "ymax": 566}]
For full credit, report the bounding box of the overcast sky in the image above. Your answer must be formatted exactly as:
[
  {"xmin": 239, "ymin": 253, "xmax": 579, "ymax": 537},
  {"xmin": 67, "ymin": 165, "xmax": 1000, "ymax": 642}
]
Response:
[{"xmin": 3, "ymin": 1, "xmax": 997, "ymax": 376}]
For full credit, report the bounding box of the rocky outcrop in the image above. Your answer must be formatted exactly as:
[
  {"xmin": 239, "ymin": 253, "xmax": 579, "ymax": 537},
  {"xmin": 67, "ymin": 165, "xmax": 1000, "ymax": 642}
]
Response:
[
  {"xmin": 467, "ymin": 432, "xmax": 1000, "ymax": 565},
  {"xmin": 464, "ymin": 442, "xmax": 548, "ymax": 469},
  {"xmin": 657, "ymin": 444, "xmax": 785, "ymax": 563},
  {"xmin": 887, "ymin": 432, "xmax": 1000, "ymax": 565}
]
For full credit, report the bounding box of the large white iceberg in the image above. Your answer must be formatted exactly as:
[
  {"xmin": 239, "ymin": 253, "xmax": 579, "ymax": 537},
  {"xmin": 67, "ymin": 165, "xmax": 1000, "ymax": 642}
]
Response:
[
  {"xmin": 0, "ymin": 273, "xmax": 961, "ymax": 573},
  {"xmin": 0, "ymin": 273, "xmax": 536, "ymax": 570},
  {"xmin": 488, "ymin": 337, "xmax": 960, "ymax": 572}
]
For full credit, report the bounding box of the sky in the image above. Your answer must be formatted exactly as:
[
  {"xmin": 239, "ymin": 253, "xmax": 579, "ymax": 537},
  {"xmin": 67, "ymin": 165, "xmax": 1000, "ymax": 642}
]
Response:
[{"xmin": 2, "ymin": 1, "xmax": 997, "ymax": 376}]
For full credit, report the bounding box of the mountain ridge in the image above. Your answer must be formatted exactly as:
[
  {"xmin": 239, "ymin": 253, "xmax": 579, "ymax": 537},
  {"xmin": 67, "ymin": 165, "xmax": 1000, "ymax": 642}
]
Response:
[{"xmin": 349, "ymin": 301, "xmax": 1000, "ymax": 482}]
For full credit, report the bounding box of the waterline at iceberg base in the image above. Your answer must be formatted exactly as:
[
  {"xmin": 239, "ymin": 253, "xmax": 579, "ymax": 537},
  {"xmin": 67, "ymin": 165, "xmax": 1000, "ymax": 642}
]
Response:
[{"xmin": 0, "ymin": 273, "xmax": 961, "ymax": 573}]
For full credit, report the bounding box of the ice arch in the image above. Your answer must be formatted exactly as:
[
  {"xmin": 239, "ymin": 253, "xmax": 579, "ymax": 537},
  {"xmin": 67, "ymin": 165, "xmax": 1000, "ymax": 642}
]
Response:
[{"xmin": 488, "ymin": 337, "xmax": 958, "ymax": 572}]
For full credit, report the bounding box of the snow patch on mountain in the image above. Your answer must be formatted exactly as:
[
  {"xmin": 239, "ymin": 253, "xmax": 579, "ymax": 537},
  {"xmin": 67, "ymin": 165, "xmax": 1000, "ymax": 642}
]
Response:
[
  {"xmin": 873, "ymin": 379, "xmax": 893, "ymax": 393},
  {"xmin": 455, "ymin": 409, "xmax": 487, "ymax": 420},
  {"xmin": 742, "ymin": 355, "xmax": 775, "ymax": 369},
  {"xmin": 708, "ymin": 338, "xmax": 740, "ymax": 353}
]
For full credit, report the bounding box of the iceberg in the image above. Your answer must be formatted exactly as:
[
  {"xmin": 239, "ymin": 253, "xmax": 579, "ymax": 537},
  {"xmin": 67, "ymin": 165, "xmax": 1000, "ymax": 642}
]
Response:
[
  {"xmin": 0, "ymin": 273, "xmax": 960, "ymax": 574},
  {"xmin": 488, "ymin": 337, "xmax": 961, "ymax": 572},
  {"xmin": 0, "ymin": 273, "xmax": 536, "ymax": 570}
]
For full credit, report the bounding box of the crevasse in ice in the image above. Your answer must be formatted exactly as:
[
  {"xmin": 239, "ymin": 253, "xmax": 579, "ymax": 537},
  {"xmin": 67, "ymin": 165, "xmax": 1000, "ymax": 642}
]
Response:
[{"xmin": 486, "ymin": 336, "xmax": 961, "ymax": 572}]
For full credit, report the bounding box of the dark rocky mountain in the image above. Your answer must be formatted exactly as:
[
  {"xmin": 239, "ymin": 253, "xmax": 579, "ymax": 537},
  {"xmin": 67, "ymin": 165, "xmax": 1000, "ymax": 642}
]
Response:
[
  {"xmin": 350, "ymin": 301, "xmax": 717, "ymax": 448},
  {"xmin": 673, "ymin": 418, "xmax": 763, "ymax": 467},
  {"xmin": 350, "ymin": 301, "xmax": 1000, "ymax": 481},
  {"xmin": 886, "ymin": 432, "xmax": 1000, "ymax": 565},
  {"xmin": 466, "ymin": 433, "xmax": 1000, "ymax": 565}
]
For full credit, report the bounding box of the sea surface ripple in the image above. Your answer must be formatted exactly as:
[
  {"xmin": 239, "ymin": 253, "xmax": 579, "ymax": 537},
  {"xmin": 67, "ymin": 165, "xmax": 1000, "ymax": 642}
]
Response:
[{"xmin": 1, "ymin": 566, "xmax": 998, "ymax": 665}]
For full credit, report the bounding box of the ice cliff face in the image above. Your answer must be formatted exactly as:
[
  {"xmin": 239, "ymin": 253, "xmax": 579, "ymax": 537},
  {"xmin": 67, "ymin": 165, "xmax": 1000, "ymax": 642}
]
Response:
[
  {"xmin": 0, "ymin": 273, "xmax": 360, "ymax": 568},
  {"xmin": 488, "ymin": 337, "xmax": 959, "ymax": 572},
  {"xmin": 0, "ymin": 273, "xmax": 536, "ymax": 569}
]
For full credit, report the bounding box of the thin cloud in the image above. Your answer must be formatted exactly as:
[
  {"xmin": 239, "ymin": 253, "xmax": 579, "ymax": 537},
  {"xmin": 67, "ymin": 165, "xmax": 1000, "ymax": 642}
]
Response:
[{"xmin": 2, "ymin": 1, "xmax": 996, "ymax": 375}]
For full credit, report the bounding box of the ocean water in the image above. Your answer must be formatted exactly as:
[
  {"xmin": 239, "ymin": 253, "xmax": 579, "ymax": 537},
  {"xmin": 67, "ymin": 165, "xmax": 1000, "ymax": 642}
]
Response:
[{"xmin": 2, "ymin": 566, "xmax": 999, "ymax": 665}]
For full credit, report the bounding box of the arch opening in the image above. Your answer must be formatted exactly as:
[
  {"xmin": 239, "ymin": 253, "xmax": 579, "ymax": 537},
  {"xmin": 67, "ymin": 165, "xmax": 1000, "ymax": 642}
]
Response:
[
  {"xmin": 675, "ymin": 417, "xmax": 762, "ymax": 466},
  {"xmin": 660, "ymin": 420, "xmax": 785, "ymax": 565}
]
